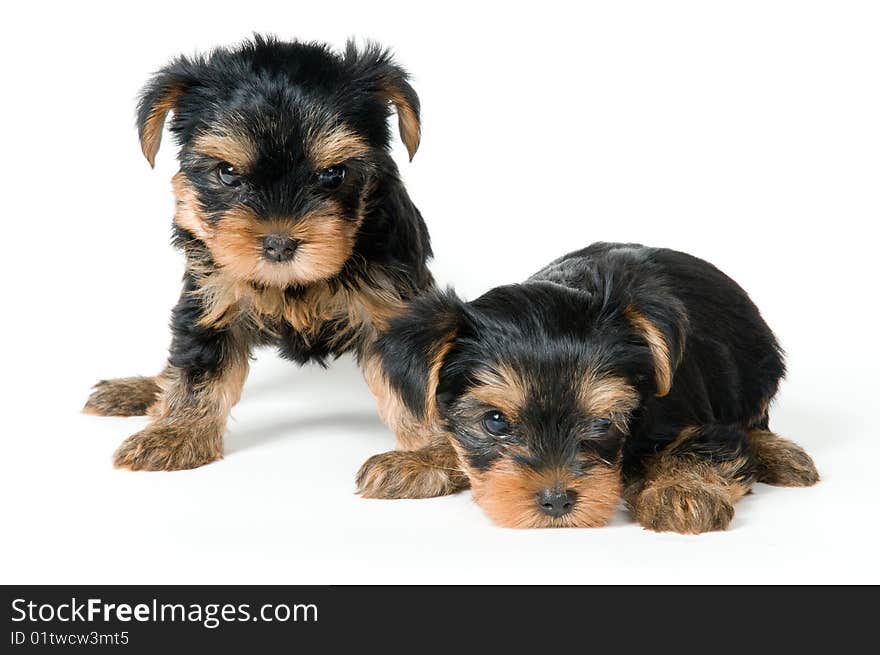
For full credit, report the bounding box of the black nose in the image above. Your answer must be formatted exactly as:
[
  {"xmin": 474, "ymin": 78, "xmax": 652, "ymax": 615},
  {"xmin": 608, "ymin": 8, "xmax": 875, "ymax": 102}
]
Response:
[
  {"xmin": 536, "ymin": 488, "xmax": 577, "ymax": 517},
  {"xmin": 262, "ymin": 234, "xmax": 298, "ymax": 262}
]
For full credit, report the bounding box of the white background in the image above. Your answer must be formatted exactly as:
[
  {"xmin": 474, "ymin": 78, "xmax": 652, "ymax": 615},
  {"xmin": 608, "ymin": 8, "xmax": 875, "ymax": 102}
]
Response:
[{"xmin": 1, "ymin": 1, "xmax": 878, "ymax": 584}]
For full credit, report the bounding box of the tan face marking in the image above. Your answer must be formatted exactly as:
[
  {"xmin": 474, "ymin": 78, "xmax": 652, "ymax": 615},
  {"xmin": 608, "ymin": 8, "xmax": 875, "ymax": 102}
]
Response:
[
  {"xmin": 447, "ymin": 364, "xmax": 633, "ymax": 529},
  {"xmin": 458, "ymin": 449, "xmax": 622, "ymax": 529},
  {"xmin": 210, "ymin": 207, "xmax": 359, "ymax": 286},
  {"xmin": 191, "ymin": 131, "xmax": 257, "ymax": 171},
  {"xmin": 171, "ymin": 172, "xmax": 361, "ymax": 288},
  {"xmin": 308, "ymin": 124, "xmax": 370, "ymax": 169},
  {"xmin": 463, "ymin": 365, "xmax": 527, "ymax": 422},
  {"xmin": 578, "ymin": 374, "xmax": 639, "ymax": 430}
]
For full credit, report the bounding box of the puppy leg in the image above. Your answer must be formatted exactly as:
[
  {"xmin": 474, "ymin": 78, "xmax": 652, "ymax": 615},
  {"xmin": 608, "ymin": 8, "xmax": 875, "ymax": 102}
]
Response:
[
  {"xmin": 357, "ymin": 439, "xmax": 469, "ymax": 499},
  {"xmin": 747, "ymin": 429, "xmax": 819, "ymax": 486},
  {"xmin": 357, "ymin": 352, "xmax": 468, "ymax": 498},
  {"xmin": 84, "ymin": 370, "xmax": 168, "ymax": 417},
  {"xmin": 112, "ymin": 284, "xmax": 250, "ymax": 471},
  {"xmin": 112, "ymin": 355, "xmax": 248, "ymax": 471},
  {"xmin": 626, "ymin": 425, "xmax": 755, "ymax": 534},
  {"xmin": 361, "ymin": 351, "xmax": 440, "ymax": 450}
]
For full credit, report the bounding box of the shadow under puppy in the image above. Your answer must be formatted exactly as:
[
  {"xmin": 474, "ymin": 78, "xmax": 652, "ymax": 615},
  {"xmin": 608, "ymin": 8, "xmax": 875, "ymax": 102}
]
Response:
[
  {"xmin": 359, "ymin": 242, "xmax": 819, "ymax": 533},
  {"xmin": 84, "ymin": 36, "xmax": 437, "ymax": 470}
]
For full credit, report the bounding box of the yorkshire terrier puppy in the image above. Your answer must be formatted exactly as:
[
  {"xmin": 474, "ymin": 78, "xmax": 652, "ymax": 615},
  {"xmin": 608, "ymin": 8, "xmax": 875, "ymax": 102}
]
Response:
[
  {"xmin": 84, "ymin": 36, "xmax": 436, "ymax": 471},
  {"xmin": 358, "ymin": 243, "xmax": 819, "ymax": 533}
]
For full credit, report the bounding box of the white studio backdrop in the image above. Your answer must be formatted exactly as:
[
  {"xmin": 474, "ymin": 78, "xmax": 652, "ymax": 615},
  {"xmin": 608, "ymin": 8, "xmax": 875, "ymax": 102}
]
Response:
[{"xmin": 0, "ymin": 1, "xmax": 877, "ymax": 583}]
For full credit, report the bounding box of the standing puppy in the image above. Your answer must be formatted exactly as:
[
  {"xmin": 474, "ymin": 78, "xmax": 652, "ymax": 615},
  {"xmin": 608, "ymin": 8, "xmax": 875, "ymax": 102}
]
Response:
[
  {"xmin": 85, "ymin": 36, "xmax": 435, "ymax": 471},
  {"xmin": 359, "ymin": 243, "xmax": 819, "ymax": 533}
]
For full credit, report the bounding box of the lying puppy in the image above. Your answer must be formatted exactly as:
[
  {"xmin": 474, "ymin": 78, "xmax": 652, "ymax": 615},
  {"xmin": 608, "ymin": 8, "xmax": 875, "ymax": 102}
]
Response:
[
  {"xmin": 84, "ymin": 36, "xmax": 435, "ymax": 470},
  {"xmin": 358, "ymin": 242, "xmax": 819, "ymax": 533}
]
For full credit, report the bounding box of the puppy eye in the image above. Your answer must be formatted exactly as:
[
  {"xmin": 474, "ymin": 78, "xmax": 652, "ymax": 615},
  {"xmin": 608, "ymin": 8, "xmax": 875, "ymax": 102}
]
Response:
[
  {"xmin": 217, "ymin": 162, "xmax": 241, "ymax": 187},
  {"xmin": 317, "ymin": 165, "xmax": 346, "ymax": 189},
  {"xmin": 481, "ymin": 410, "xmax": 511, "ymax": 437}
]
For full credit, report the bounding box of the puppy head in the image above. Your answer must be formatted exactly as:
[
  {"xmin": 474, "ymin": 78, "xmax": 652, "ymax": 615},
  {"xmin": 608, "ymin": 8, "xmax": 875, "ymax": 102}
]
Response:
[
  {"xmin": 376, "ymin": 282, "xmax": 686, "ymax": 528},
  {"xmin": 137, "ymin": 36, "xmax": 421, "ymax": 287}
]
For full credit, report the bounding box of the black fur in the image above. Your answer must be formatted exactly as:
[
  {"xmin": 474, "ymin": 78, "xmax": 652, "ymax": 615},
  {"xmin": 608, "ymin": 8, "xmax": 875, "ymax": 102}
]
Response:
[{"xmin": 167, "ymin": 273, "xmax": 231, "ymax": 378}]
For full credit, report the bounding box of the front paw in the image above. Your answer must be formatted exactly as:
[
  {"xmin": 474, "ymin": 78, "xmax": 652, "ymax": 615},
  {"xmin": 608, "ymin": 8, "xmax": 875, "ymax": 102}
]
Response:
[
  {"xmin": 113, "ymin": 423, "xmax": 222, "ymax": 471},
  {"xmin": 356, "ymin": 450, "xmax": 467, "ymax": 499},
  {"xmin": 634, "ymin": 481, "xmax": 735, "ymax": 534},
  {"xmin": 751, "ymin": 434, "xmax": 820, "ymax": 487}
]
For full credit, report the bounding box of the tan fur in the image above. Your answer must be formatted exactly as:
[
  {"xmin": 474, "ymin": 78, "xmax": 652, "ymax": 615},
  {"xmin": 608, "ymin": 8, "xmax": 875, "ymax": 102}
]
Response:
[
  {"xmin": 361, "ymin": 323, "xmax": 456, "ymax": 444},
  {"xmin": 382, "ymin": 83, "xmax": 420, "ymax": 160},
  {"xmin": 172, "ymin": 172, "xmax": 212, "ymax": 241},
  {"xmin": 211, "ymin": 207, "xmax": 360, "ymax": 287},
  {"xmin": 446, "ymin": 362, "xmax": 638, "ymax": 437},
  {"xmin": 464, "ymin": 365, "xmax": 527, "ymax": 421},
  {"xmin": 625, "ymin": 306, "xmax": 674, "ymax": 397},
  {"xmin": 626, "ymin": 458, "xmax": 751, "ymax": 534},
  {"xmin": 172, "ymin": 173, "xmax": 363, "ymax": 289},
  {"xmin": 461, "ymin": 450, "xmax": 622, "ymax": 529},
  {"xmin": 308, "ymin": 124, "xmax": 370, "ymax": 168},
  {"xmin": 83, "ymin": 376, "xmax": 163, "ymax": 417},
  {"xmin": 113, "ymin": 347, "xmax": 249, "ymax": 471},
  {"xmin": 141, "ymin": 86, "xmax": 183, "ymax": 167},
  {"xmin": 361, "ymin": 353, "xmax": 451, "ymax": 452},
  {"xmin": 356, "ymin": 440, "xmax": 469, "ymax": 499},
  {"xmin": 625, "ymin": 435, "xmax": 753, "ymax": 534},
  {"xmin": 191, "ymin": 131, "xmax": 257, "ymax": 170},
  {"xmin": 189, "ymin": 267, "xmax": 406, "ymax": 361},
  {"xmin": 579, "ymin": 374, "xmax": 639, "ymax": 428},
  {"xmin": 747, "ymin": 430, "xmax": 819, "ymax": 486},
  {"xmin": 359, "ymin": 346, "xmax": 466, "ymax": 497},
  {"xmin": 283, "ymin": 277, "xmax": 405, "ymax": 339}
]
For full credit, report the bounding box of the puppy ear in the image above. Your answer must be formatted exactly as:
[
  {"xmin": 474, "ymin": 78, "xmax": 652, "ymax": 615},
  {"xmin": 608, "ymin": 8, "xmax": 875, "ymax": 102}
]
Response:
[
  {"xmin": 136, "ymin": 62, "xmax": 198, "ymax": 167},
  {"xmin": 344, "ymin": 41, "xmax": 421, "ymax": 160},
  {"xmin": 374, "ymin": 289, "xmax": 464, "ymax": 420},
  {"xmin": 625, "ymin": 301, "xmax": 688, "ymax": 397}
]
